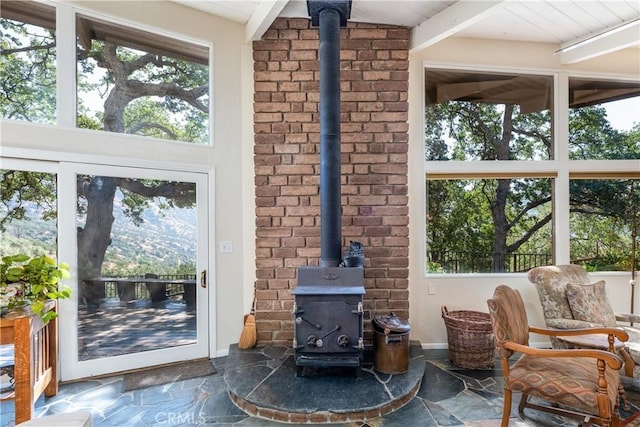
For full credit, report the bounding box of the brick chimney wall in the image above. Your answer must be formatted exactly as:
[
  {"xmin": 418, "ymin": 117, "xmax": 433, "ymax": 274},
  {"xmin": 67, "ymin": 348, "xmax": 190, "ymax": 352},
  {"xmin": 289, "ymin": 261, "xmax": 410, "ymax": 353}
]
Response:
[{"xmin": 253, "ymin": 18, "xmax": 409, "ymax": 347}]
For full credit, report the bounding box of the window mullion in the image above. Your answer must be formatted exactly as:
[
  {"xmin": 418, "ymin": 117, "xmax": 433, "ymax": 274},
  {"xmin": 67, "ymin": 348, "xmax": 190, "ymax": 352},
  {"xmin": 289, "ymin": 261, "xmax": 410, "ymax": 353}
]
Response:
[
  {"xmin": 554, "ymin": 72, "xmax": 570, "ymax": 263},
  {"xmin": 56, "ymin": 2, "xmax": 76, "ymax": 128}
]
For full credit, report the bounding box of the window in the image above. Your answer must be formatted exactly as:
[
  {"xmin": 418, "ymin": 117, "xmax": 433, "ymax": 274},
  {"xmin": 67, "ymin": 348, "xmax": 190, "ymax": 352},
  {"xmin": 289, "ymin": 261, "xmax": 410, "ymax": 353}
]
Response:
[
  {"xmin": 567, "ymin": 77, "xmax": 639, "ymax": 272},
  {"xmin": 425, "ymin": 68, "xmax": 640, "ymax": 274},
  {"xmin": 76, "ymin": 15, "xmax": 210, "ymax": 144},
  {"xmin": 570, "ymin": 178, "xmax": 639, "ymax": 272},
  {"xmin": 1, "ymin": 1, "xmax": 211, "ymax": 144},
  {"xmin": 424, "ymin": 70, "xmax": 553, "ymax": 161},
  {"xmin": 427, "ymin": 177, "xmax": 552, "ymax": 273},
  {"xmin": 0, "ymin": 1, "xmax": 56, "ymax": 123},
  {"xmin": 569, "ymin": 78, "xmax": 639, "ymax": 160}
]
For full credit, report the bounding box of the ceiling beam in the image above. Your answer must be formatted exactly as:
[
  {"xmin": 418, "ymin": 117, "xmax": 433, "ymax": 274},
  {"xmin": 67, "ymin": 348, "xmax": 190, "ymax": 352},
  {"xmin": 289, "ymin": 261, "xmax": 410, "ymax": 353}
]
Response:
[
  {"xmin": 558, "ymin": 19, "xmax": 640, "ymax": 64},
  {"xmin": 410, "ymin": 1, "xmax": 505, "ymax": 52},
  {"xmin": 245, "ymin": 0, "xmax": 290, "ymax": 43}
]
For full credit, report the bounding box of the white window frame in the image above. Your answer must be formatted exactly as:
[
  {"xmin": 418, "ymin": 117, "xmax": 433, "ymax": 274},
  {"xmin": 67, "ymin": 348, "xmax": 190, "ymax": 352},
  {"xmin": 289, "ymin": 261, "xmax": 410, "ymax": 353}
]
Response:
[
  {"xmin": 35, "ymin": 1, "xmax": 214, "ymax": 145},
  {"xmin": 423, "ymin": 65, "xmax": 640, "ymax": 276}
]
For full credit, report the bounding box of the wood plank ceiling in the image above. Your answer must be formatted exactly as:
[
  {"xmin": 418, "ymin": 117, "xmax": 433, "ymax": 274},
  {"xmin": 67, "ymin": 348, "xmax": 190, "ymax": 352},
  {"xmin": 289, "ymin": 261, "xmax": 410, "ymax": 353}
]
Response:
[{"xmin": 173, "ymin": 0, "xmax": 639, "ymax": 64}]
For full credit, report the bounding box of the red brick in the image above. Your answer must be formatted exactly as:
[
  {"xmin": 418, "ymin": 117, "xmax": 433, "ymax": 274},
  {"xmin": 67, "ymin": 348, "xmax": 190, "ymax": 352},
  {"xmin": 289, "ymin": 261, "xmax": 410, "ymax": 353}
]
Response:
[
  {"xmin": 253, "ymin": 18, "xmax": 408, "ymax": 347},
  {"xmin": 256, "ymin": 258, "xmax": 283, "ymax": 268},
  {"xmin": 290, "ymin": 50, "xmax": 317, "ymax": 61},
  {"xmin": 288, "ymin": 18, "xmax": 310, "ymax": 29},
  {"xmin": 372, "ymin": 39, "xmax": 409, "ymax": 50}
]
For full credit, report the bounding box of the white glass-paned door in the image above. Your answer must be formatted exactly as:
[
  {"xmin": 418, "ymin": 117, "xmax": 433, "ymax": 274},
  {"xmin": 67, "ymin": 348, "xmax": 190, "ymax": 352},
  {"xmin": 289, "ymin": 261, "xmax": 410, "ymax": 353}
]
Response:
[{"xmin": 58, "ymin": 163, "xmax": 209, "ymax": 380}]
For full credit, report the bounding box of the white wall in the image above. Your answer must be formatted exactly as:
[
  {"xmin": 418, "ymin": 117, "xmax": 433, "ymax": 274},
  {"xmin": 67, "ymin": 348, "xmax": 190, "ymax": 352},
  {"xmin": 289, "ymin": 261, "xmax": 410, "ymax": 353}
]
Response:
[
  {"xmin": 0, "ymin": 1, "xmax": 255, "ymax": 356},
  {"xmin": 408, "ymin": 37, "xmax": 640, "ymax": 348}
]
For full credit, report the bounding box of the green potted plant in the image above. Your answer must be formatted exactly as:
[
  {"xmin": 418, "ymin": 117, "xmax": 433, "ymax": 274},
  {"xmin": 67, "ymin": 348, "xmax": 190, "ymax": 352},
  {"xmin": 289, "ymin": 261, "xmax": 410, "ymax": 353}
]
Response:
[{"xmin": 0, "ymin": 254, "xmax": 71, "ymax": 323}]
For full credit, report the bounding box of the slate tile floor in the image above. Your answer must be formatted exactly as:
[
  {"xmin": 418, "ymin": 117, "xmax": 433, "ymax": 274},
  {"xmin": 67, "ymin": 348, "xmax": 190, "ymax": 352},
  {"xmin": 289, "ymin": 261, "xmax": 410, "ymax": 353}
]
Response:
[{"xmin": 1, "ymin": 349, "xmax": 639, "ymax": 426}]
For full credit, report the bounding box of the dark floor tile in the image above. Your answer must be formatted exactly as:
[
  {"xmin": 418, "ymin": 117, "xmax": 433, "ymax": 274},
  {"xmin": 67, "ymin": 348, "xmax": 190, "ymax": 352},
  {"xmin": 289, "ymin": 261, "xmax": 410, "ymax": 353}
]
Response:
[
  {"xmin": 422, "ymin": 400, "xmax": 463, "ymax": 426},
  {"xmin": 378, "ymin": 397, "xmax": 438, "ymax": 426},
  {"xmin": 3, "ymin": 349, "xmax": 639, "ymax": 427},
  {"xmin": 201, "ymin": 389, "xmax": 248, "ymax": 419},
  {"xmin": 417, "ymin": 362, "xmax": 465, "ymax": 402},
  {"xmin": 439, "ymin": 389, "xmax": 502, "ymax": 422}
]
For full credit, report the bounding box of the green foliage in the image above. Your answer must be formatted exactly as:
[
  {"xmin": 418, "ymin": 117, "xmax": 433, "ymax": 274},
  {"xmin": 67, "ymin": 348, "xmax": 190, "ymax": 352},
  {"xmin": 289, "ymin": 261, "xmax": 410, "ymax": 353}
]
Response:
[
  {"xmin": 1, "ymin": 170, "xmax": 57, "ymax": 232},
  {"xmin": 570, "ymin": 179, "xmax": 638, "ymax": 218},
  {"xmin": 76, "ymin": 114, "xmax": 102, "ymax": 130},
  {"xmin": 569, "ymin": 106, "xmax": 633, "ymax": 160},
  {"xmin": 0, "ymin": 233, "xmax": 54, "ymax": 257},
  {"xmin": 175, "ymin": 262, "xmax": 196, "ymax": 276},
  {"xmin": 1, "ymin": 254, "xmax": 71, "ymax": 322},
  {"xmin": 0, "ymin": 19, "xmax": 56, "ymax": 122},
  {"xmin": 578, "ymin": 252, "xmax": 631, "ymax": 272}
]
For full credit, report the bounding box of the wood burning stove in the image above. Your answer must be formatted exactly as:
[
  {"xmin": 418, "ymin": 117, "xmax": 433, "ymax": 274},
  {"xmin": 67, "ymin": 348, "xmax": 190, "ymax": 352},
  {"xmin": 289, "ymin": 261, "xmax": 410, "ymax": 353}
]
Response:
[
  {"xmin": 292, "ymin": 266, "xmax": 364, "ymax": 376},
  {"xmin": 292, "ymin": 0, "xmax": 365, "ymax": 376}
]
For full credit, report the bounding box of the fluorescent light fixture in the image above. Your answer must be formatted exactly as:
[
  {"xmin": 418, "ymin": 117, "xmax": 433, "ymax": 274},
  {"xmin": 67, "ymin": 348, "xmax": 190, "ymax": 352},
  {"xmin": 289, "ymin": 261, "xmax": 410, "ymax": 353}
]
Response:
[{"xmin": 557, "ymin": 18, "xmax": 640, "ymax": 53}]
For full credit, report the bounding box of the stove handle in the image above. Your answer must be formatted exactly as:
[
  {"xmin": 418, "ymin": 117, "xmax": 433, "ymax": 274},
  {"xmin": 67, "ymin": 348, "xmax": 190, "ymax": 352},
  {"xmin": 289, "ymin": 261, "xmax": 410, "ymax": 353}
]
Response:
[
  {"xmin": 295, "ymin": 316, "xmax": 322, "ymax": 330},
  {"xmin": 318, "ymin": 325, "xmax": 340, "ymax": 340}
]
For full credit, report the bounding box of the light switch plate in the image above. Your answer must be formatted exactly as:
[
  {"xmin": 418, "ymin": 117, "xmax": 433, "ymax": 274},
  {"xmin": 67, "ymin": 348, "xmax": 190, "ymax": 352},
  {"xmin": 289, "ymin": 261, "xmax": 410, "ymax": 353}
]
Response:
[{"xmin": 219, "ymin": 241, "xmax": 233, "ymax": 253}]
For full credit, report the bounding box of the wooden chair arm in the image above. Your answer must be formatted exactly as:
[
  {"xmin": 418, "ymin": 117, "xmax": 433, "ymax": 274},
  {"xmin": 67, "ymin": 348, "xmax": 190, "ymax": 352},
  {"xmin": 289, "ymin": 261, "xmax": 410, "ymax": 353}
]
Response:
[
  {"xmin": 616, "ymin": 312, "xmax": 640, "ymax": 324},
  {"xmin": 528, "ymin": 325, "xmax": 629, "ymax": 342},
  {"xmin": 504, "ymin": 341, "xmax": 624, "ymax": 370}
]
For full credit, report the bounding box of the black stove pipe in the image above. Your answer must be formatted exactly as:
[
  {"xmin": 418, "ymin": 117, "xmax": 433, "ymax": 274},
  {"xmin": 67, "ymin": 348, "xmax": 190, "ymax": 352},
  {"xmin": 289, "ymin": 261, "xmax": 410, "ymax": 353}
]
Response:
[{"xmin": 308, "ymin": 1, "xmax": 351, "ymax": 267}]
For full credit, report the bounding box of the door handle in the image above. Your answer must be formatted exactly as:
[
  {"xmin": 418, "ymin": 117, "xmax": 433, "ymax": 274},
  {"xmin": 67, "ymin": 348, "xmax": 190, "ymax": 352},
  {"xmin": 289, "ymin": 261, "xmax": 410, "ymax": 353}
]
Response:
[{"xmin": 200, "ymin": 270, "xmax": 207, "ymax": 288}]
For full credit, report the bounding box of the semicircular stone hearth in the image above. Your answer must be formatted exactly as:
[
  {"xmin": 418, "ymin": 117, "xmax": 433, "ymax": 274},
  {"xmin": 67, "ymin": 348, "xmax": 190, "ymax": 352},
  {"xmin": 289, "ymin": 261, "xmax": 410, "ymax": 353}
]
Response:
[{"xmin": 224, "ymin": 342, "xmax": 425, "ymax": 424}]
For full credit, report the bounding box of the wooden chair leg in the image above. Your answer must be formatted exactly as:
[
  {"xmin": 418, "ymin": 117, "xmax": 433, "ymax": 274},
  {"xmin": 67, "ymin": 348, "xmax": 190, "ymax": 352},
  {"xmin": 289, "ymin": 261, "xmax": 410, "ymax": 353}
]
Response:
[
  {"xmin": 518, "ymin": 392, "xmax": 529, "ymax": 414},
  {"xmin": 619, "ymin": 348, "xmax": 635, "ymax": 378},
  {"xmin": 501, "ymin": 388, "xmax": 512, "ymax": 427},
  {"xmin": 618, "ymin": 381, "xmax": 629, "ymax": 411}
]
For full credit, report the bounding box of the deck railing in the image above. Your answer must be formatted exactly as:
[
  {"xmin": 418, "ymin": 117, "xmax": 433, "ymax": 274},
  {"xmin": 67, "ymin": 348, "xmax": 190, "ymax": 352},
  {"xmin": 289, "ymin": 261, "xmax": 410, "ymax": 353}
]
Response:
[
  {"xmin": 102, "ymin": 274, "xmax": 197, "ymax": 299},
  {"xmin": 427, "ymin": 252, "xmax": 552, "ymax": 273}
]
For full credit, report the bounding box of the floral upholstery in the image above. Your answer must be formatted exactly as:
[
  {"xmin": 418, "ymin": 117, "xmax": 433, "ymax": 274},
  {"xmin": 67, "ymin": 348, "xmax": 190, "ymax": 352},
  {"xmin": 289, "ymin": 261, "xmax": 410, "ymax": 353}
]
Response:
[
  {"xmin": 528, "ymin": 264, "xmax": 596, "ymax": 329},
  {"xmin": 487, "ymin": 284, "xmax": 623, "ymax": 426},
  {"xmin": 566, "ymin": 280, "xmax": 617, "ymax": 326},
  {"xmin": 528, "ymin": 264, "xmax": 640, "ymax": 379}
]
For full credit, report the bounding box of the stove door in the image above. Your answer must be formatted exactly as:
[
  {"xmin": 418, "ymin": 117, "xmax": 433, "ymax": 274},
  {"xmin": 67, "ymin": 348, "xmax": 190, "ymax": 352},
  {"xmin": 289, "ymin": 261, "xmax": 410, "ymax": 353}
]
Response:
[{"xmin": 294, "ymin": 297, "xmax": 362, "ymax": 354}]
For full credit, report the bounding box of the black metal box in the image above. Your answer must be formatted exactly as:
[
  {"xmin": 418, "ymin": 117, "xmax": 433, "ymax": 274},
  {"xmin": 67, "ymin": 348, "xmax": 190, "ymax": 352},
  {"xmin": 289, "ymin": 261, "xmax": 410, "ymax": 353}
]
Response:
[{"xmin": 292, "ymin": 266, "xmax": 365, "ymax": 372}]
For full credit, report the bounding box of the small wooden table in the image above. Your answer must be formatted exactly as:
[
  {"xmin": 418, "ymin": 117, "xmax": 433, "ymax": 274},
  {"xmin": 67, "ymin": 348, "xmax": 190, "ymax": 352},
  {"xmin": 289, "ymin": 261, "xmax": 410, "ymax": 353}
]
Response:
[{"xmin": 0, "ymin": 301, "xmax": 58, "ymax": 424}]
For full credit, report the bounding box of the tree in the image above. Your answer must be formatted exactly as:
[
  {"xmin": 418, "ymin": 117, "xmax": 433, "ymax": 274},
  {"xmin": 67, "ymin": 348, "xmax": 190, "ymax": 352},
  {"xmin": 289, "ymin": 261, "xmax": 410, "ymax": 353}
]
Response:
[
  {"xmin": 426, "ymin": 101, "xmax": 553, "ymax": 272},
  {"xmin": 1, "ymin": 12, "xmax": 207, "ymax": 301},
  {"xmin": 0, "ymin": 18, "xmax": 55, "ymax": 122},
  {"xmin": 0, "ymin": 171, "xmax": 57, "ymax": 230},
  {"xmin": 425, "ymin": 100, "xmax": 638, "ymax": 273},
  {"xmin": 77, "ymin": 38, "xmax": 208, "ymax": 141}
]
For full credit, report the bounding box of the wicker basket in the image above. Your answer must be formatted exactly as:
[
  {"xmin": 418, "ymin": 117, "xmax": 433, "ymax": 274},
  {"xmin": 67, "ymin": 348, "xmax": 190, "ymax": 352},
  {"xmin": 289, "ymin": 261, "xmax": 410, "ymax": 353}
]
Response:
[{"xmin": 441, "ymin": 306, "xmax": 495, "ymax": 369}]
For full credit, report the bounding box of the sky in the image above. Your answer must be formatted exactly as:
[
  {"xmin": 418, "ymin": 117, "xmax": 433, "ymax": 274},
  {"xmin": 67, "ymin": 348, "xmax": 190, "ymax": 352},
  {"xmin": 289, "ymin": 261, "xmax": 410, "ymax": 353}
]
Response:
[{"xmin": 604, "ymin": 97, "xmax": 640, "ymax": 131}]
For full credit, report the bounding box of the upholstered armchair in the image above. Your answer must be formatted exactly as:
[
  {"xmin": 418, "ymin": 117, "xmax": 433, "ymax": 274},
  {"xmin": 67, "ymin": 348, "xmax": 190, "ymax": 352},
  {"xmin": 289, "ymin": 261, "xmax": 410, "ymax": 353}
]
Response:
[
  {"xmin": 487, "ymin": 285, "xmax": 628, "ymax": 427},
  {"xmin": 528, "ymin": 264, "xmax": 640, "ymax": 379}
]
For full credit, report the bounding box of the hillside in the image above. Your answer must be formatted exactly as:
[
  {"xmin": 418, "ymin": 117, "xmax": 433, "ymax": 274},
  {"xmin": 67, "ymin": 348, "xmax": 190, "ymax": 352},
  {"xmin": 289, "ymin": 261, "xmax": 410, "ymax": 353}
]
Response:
[{"xmin": 2, "ymin": 197, "xmax": 197, "ymax": 275}]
